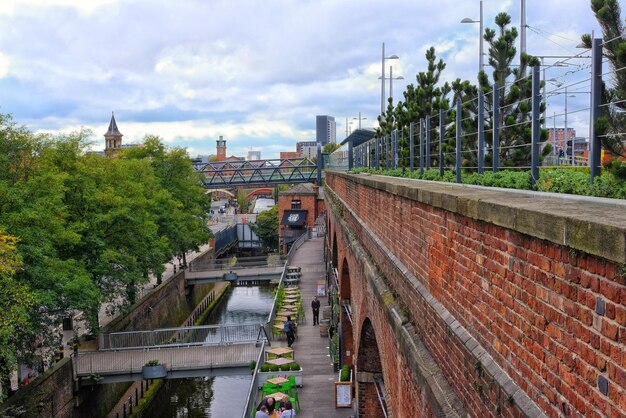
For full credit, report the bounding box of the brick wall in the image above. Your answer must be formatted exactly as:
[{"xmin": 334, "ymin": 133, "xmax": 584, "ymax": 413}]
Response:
[{"xmin": 326, "ymin": 172, "xmax": 626, "ymax": 418}]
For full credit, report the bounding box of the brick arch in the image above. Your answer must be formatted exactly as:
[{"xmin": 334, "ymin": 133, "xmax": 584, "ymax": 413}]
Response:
[
  {"xmin": 339, "ymin": 257, "xmax": 353, "ymax": 367},
  {"xmin": 356, "ymin": 318, "xmax": 384, "ymax": 417},
  {"xmin": 331, "ymin": 231, "xmax": 338, "ymax": 268}
]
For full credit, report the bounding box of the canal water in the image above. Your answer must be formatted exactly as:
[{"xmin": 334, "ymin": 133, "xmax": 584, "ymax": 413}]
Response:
[{"xmin": 143, "ymin": 285, "xmax": 275, "ymax": 417}]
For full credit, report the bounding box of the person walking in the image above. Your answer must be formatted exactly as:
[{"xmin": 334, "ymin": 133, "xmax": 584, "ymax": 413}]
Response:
[
  {"xmin": 311, "ymin": 296, "xmax": 321, "ymax": 326},
  {"xmin": 284, "ymin": 316, "xmax": 295, "ymax": 348}
]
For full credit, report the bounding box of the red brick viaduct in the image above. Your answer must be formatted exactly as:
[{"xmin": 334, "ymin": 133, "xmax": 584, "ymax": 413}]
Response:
[{"xmin": 325, "ymin": 171, "xmax": 626, "ymax": 418}]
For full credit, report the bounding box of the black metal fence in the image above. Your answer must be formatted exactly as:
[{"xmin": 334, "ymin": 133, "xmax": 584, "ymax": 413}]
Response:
[{"xmin": 331, "ymin": 37, "xmax": 625, "ymax": 186}]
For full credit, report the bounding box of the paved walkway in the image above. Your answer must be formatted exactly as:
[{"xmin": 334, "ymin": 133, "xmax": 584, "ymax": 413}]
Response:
[{"xmin": 287, "ymin": 237, "xmax": 354, "ymax": 418}]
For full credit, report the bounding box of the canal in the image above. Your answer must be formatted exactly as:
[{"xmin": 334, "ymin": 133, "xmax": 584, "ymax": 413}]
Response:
[{"xmin": 142, "ymin": 285, "xmax": 275, "ymax": 417}]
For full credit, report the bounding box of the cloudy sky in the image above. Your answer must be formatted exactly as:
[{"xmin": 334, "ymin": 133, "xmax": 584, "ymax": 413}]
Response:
[{"xmin": 0, "ymin": 0, "xmax": 603, "ymax": 158}]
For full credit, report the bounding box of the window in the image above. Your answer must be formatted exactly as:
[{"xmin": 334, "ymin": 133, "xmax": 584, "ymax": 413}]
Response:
[{"xmin": 291, "ymin": 199, "xmax": 301, "ymax": 209}]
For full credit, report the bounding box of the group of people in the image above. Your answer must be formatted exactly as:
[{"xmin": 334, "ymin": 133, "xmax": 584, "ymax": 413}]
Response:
[
  {"xmin": 282, "ymin": 295, "xmax": 322, "ymax": 348},
  {"xmin": 267, "ymin": 293, "xmax": 322, "ymax": 416},
  {"xmin": 256, "ymin": 396, "xmax": 296, "ymax": 418}
]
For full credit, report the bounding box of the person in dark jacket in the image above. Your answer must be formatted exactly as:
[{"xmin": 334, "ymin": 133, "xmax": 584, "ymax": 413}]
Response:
[
  {"xmin": 311, "ymin": 296, "xmax": 321, "ymax": 325},
  {"xmin": 284, "ymin": 316, "xmax": 295, "ymax": 347}
]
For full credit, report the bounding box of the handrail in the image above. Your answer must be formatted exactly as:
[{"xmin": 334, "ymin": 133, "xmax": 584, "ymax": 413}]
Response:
[
  {"xmin": 99, "ymin": 323, "xmax": 267, "ymax": 350},
  {"xmin": 265, "ymin": 231, "xmax": 309, "ymax": 334},
  {"xmin": 241, "ymin": 340, "xmax": 267, "ymax": 418}
]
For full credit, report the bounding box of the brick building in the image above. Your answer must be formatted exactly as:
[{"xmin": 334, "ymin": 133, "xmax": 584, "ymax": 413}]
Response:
[{"xmin": 277, "ymin": 183, "xmax": 325, "ymax": 252}]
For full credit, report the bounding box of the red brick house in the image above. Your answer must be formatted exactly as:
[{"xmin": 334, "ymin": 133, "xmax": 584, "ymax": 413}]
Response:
[{"xmin": 278, "ymin": 183, "xmax": 325, "ymax": 253}]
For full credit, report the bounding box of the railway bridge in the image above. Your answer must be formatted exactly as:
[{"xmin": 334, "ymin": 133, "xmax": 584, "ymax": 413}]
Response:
[{"xmin": 325, "ymin": 170, "xmax": 626, "ymax": 418}]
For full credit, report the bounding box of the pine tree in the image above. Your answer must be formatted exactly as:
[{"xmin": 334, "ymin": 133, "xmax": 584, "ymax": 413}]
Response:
[
  {"xmin": 583, "ymin": 0, "xmax": 626, "ymax": 158},
  {"xmin": 479, "ymin": 12, "xmax": 547, "ymax": 168}
]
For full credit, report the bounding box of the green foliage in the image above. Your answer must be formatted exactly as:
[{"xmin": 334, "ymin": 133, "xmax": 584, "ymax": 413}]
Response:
[
  {"xmin": 479, "ymin": 13, "xmax": 546, "ymax": 168},
  {"xmin": 260, "ymin": 363, "xmax": 271, "ymax": 372},
  {"xmin": 252, "ymin": 205, "xmax": 279, "ymax": 250},
  {"xmin": 323, "ymin": 143, "xmax": 341, "ymax": 154},
  {"xmin": 249, "ymin": 360, "xmax": 256, "ymax": 370},
  {"xmin": 340, "ymin": 365, "xmax": 351, "ymax": 382},
  {"xmin": 0, "ymin": 113, "xmax": 215, "ymax": 386},
  {"xmin": 268, "ymin": 364, "xmax": 280, "ymax": 372},
  {"xmin": 354, "ymin": 165, "xmax": 625, "ymax": 199},
  {"xmin": 463, "ymin": 170, "xmax": 532, "ymax": 189},
  {"xmin": 145, "ymin": 359, "xmax": 161, "ymax": 366},
  {"xmin": 289, "ymin": 362, "xmax": 300, "ymax": 371},
  {"xmin": 536, "ymin": 170, "xmax": 592, "ymax": 195},
  {"xmin": 585, "ymin": 0, "xmax": 626, "ymax": 157},
  {"xmin": 279, "ymin": 364, "xmax": 291, "ymax": 371}
]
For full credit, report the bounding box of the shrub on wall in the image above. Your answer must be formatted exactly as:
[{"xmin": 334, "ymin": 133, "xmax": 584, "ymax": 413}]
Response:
[{"xmin": 351, "ymin": 167, "xmax": 625, "ymax": 199}]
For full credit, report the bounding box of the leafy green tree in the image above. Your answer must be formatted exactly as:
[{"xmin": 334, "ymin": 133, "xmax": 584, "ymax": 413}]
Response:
[
  {"xmin": 582, "ymin": 0, "xmax": 626, "ymax": 158},
  {"xmin": 0, "ymin": 231, "xmax": 36, "ymax": 401},
  {"xmin": 0, "ymin": 116, "xmax": 96, "ymax": 349},
  {"xmin": 252, "ymin": 206, "xmax": 279, "ymax": 250},
  {"xmin": 123, "ymin": 136, "xmax": 212, "ymax": 269}
]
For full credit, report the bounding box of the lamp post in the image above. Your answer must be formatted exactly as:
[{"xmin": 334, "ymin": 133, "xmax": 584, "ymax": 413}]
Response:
[
  {"xmin": 379, "ymin": 66, "xmax": 404, "ymax": 105},
  {"xmin": 353, "ymin": 112, "xmax": 367, "ymax": 129},
  {"xmin": 461, "ymin": 0, "xmax": 484, "ymax": 73},
  {"xmin": 381, "ymin": 43, "xmax": 400, "ymax": 115}
]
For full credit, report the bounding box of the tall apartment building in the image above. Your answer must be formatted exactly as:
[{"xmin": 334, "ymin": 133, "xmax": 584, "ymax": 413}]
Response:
[
  {"xmin": 316, "ymin": 115, "xmax": 336, "ymax": 146},
  {"xmin": 296, "ymin": 141, "xmax": 318, "ymax": 159}
]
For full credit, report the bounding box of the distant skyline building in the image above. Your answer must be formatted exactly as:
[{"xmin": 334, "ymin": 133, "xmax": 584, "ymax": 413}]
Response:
[
  {"xmin": 247, "ymin": 150, "xmax": 261, "ymax": 160},
  {"xmin": 296, "ymin": 140, "xmax": 318, "ymax": 159},
  {"xmin": 316, "ymin": 115, "xmax": 336, "ymax": 146}
]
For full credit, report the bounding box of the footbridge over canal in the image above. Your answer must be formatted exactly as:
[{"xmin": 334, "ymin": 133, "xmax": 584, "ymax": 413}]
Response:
[
  {"xmin": 325, "ymin": 171, "xmax": 626, "ymax": 418},
  {"xmin": 185, "ymin": 255, "xmax": 289, "ymax": 285},
  {"xmin": 73, "ymin": 323, "xmax": 270, "ymax": 384}
]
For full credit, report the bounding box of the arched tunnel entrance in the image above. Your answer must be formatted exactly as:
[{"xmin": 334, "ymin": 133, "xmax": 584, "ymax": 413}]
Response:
[
  {"xmin": 357, "ymin": 318, "xmax": 388, "ymax": 417},
  {"xmin": 339, "ymin": 258, "xmax": 353, "ymax": 367}
]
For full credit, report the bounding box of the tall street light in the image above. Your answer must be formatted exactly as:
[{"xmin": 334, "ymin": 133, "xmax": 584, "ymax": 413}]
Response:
[
  {"xmin": 381, "ymin": 42, "xmax": 400, "ymax": 115},
  {"xmin": 379, "ymin": 66, "xmax": 405, "ymax": 105},
  {"xmin": 353, "ymin": 112, "xmax": 367, "ymax": 129},
  {"xmin": 461, "ymin": 0, "xmax": 484, "ymax": 73}
]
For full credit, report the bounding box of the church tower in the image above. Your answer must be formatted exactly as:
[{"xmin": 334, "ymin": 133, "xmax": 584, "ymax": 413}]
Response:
[
  {"xmin": 104, "ymin": 112, "xmax": 123, "ymax": 155},
  {"xmin": 216, "ymin": 135, "xmax": 226, "ymax": 161}
]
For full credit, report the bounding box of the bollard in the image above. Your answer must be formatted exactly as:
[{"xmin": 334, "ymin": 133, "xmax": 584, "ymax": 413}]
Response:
[{"xmin": 135, "ymin": 387, "xmax": 139, "ymax": 405}]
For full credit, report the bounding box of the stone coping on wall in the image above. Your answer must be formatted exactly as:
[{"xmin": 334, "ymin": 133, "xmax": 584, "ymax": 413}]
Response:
[{"xmin": 330, "ymin": 171, "xmax": 626, "ymax": 265}]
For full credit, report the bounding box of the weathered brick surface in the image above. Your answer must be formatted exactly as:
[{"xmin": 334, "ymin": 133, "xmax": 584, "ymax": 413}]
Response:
[{"xmin": 326, "ymin": 172, "xmax": 626, "ymax": 418}]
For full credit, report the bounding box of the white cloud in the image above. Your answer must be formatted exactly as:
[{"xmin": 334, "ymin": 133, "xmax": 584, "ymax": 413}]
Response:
[{"xmin": 0, "ymin": 0, "xmax": 605, "ymax": 158}]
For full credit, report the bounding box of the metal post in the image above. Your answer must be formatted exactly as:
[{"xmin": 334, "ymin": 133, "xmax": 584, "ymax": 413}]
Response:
[
  {"xmin": 409, "ymin": 122, "xmax": 415, "ymax": 171},
  {"xmin": 589, "ymin": 37, "xmax": 603, "ymax": 182},
  {"xmin": 439, "ymin": 109, "xmax": 445, "ymax": 176},
  {"xmin": 386, "ymin": 135, "xmax": 390, "ymax": 168},
  {"xmin": 381, "ymin": 43, "xmax": 386, "ymax": 116},
  {"xmin": 531, "ymin": 66, "xmax": 541, "ymax": 185},
  {"xmin": 348, "ymin": 139, "xmax": 353, "ymax": 170},
  {"xmin": 316, "ymin": 144, "xmax": 322, "ymax": 184},
  {"xmin": 493, "ymin": 86, "xmax": 500, "ymax": 172},
  {"xmin": 478, "ymin": 91, "xmax": 485, "ymax": 173},
  {"xmin": 456, "ymin": 101, "xmax": 462, "ymax": 183},
  {"xmin": 419, "ymin": 119, "xmax": 425, "ymax": 176},
  {"xmin": 425, "ymin": 115, "xmax": 431, "ymax": 169},
  {"xmin": 392, "ymin": 129, "xmax": 397, "ymax": 169},
  {"xmin": 375, "ymin": 137, "xmax": 380, "ymax": 169}
]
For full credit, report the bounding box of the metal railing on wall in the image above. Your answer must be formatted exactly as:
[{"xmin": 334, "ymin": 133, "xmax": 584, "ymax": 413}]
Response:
[{"xmin": 348, "ymin": 38, "xmax": 615, "ymax": 186}]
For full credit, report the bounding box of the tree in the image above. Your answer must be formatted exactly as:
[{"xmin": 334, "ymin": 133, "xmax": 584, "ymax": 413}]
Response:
[
  {"xmin": 376, "ymin": 48, "xmax": 451, "ymax": 169},
  {"xmin": 322, "ymin": 143, "xmax": 340, "ymax": 154},
  {"xmin": 0, "ymin": 231, "xmax": 36, "ymax": 401},
  {"xmin": 252, "ymin": 206, "xmax": 279, "ymax": 250},
  {"xmin": 583, "ymin": 0, "xmax": 626, "ymax": 158},
  {"xmin": 479, "ymin": 12, "xmax": 547, "ymax": 167},
  {"xmin": 123, "ymin": 136, "xmax": 213, "ymax": 269}
]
